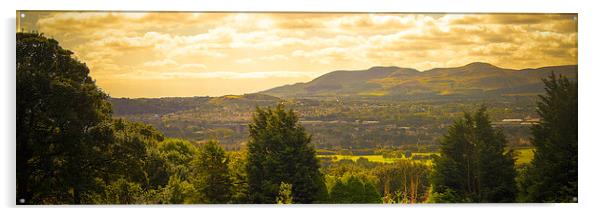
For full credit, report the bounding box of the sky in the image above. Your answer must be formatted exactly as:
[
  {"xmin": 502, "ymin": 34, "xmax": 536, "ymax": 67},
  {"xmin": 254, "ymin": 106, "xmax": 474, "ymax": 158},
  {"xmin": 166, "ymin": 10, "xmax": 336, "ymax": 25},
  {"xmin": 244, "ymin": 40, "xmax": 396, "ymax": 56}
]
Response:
[{"xmin": 18, "ymin": 12, "xmax": 577, "ymax": 98}]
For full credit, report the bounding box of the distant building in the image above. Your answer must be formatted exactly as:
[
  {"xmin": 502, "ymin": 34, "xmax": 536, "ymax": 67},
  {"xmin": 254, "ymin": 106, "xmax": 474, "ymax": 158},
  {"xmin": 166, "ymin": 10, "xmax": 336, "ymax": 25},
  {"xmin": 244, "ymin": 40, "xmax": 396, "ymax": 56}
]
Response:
[
  {"xmin": 362, "ymin": 120, "xmax": 379, "ymax": 125},
  {"xmin": 300, "ymin": 120, "xmax": 323, "ymax": 125}
]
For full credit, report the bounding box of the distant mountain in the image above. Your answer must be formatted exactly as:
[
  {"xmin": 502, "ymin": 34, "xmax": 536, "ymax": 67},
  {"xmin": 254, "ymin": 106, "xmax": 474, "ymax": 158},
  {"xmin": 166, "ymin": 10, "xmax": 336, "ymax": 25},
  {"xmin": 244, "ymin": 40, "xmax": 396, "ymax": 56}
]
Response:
[{"xmin": 260, "ymin": 62, "xmax": 577, "ymax": 99}]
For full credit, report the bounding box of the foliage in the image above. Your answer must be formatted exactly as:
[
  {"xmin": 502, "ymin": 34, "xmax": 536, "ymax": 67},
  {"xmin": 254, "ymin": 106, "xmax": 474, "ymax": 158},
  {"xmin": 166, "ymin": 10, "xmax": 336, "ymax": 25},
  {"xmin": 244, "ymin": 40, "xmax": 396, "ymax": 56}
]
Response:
[
  {"xmin": 276, "ymin": 182, "xmax": 294, "ymax": 204},
  {"xmin": 16, "ymin": 32, "xmax": 114, "ymax": 204},
  {"xmin": 228, "ymin": 151, "xmax": 250, "ymax": 203},
  {"xmin": 374, "ymin": 160, "xmax": 430, "ymax": 203},
  {"xmin": 193, "ymin": 140, "xmax": 233, "ymax": 203},
  {"xmin": 431, "ymin": 106, "xmax": 517, "ymax": 202},
  {"xmin": 246, "ymin": 104, "xmax": 328, "ymax": 203},
  {"xmin": 157, "ymin": 138, "xmax": 198, "ymax": 180},
  {"xmin": 521, "ymin": 74, "xmax": 578, "ymax": 202},
  {"xmin": 98, "ymin": 178, "xmax": 144, "ymax": 204},
  {"xmin": 328, "ymin": 175, "xmax": 381, "ymax": 203},
  {"xmin": 159, "ymin": 175, "xmax": 195, "ymax": 204}
]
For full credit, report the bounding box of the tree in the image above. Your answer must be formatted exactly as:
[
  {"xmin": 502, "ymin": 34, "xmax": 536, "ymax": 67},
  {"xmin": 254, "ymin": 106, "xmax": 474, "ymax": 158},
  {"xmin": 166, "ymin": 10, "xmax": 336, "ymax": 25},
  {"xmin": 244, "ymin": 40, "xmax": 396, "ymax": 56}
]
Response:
[
  {"xmin": 160, "ymin": 175, "xmax": 195, "ymax": 204},
  {"xmin": 17, "ymin": 32, "xmax": 114, "ymax": 204},
  {"xmin": 246, "ymin": 104, "xmax": 328, "ymax": 203},
  {"xmin": 157, "ymin": 138, "xmax": 197, "ymax": 180},
  {"xmin": 109, "ymin": 119, "xmax": 164, "ymax": 190},
  {"xmin": 374, "ymin": 160, "xmax": 430, "ymax": 203},
  {"xmin": 522, "ymin": 74, "xmax": 577, "ymax": 202},
  {"xmin": 99, "ymin": 178, "xmax": 144, "ymax": 204},
  {"xmin": 328, "ymin": 175, "xmax": 381, "ymax": 203},
  {"xmin": 431, "ymin": 106, "xmax": 516, "ymax": 202},
  {"xmin": 228, "ymin": 151, "xmax": 250, "ymax": 203},
  {"xmin": 193, "ymin": 140, "xmax": 233, "ymax": 203}
]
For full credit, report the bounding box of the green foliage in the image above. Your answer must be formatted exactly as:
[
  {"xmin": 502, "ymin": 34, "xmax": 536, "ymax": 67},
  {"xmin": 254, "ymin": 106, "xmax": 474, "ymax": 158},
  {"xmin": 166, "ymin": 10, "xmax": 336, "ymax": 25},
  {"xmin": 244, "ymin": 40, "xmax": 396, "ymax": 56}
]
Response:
[
  {"xmin": 426, "ymin": 187, "xmax": 460, "ymax": 203},
  {"xmin": 16, "ymin": 32, "xmax": 114, "ymax": 204},
  {"xmin": 328, "ymin": 175, "xmax": 381, "ymax": 203},
  {"xmin": 193, "ymin": 140, "xmax": 233, "ymax": 203},
  {"xmin": 228, "ymin": 151, "xmax": 250, "ymax": 203},
  {"xmin": 159, "ymin": 175, "xmax": 195, "ymax": 204},
  {"xmin": 276, "ymin": 182, "xmax": 294, "ymax": 204},
  {"xmin": 521, "ymin": 74, "xmax": 578, "ymax": 202},
  {"xmin": 157, "ymin": 138, "xmax": 198, "ymax": 179},
  {"xmin": 99, "ymin": 178, "xmax": 144, "ymax": 204},
  {"xmin": 246, "ymin": 104, "xmax": 328, "ymax": 203},
  {"xmin": 431, "ymin": 106, "xmax": 517, "ymax": 203}
]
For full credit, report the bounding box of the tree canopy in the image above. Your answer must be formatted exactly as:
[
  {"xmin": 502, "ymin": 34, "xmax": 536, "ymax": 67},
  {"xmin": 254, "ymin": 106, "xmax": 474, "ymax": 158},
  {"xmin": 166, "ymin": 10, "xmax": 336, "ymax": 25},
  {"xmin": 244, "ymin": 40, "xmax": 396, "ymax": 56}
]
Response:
[
  {"xmin": 521, "ymin": 74, "xmax": 578, "ymax": 202},
  {"xmin": 431, "ymin": 106, "xmax": 516, "ymax": 202},
  {"xmin": 17, "ymin": 32, "xmax": 114, "ymax": 204},
  {"xmin": 246, "ymin": 104, "xmax": 328, "ymax": 203}
]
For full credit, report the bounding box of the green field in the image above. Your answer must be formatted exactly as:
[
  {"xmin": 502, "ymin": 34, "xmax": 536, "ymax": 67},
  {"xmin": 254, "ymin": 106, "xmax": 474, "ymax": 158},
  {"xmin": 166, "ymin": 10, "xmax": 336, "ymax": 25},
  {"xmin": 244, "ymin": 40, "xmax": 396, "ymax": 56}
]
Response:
[
  {"xmin": 318, "ymin": 153, "xmax": 438, "ymax": 165},
  {"xmin": 514, "ymin": 148, "xmax": 535, "ymax": 165},
  {"xmin": 318, "ymin": 149, "xmax": 534, "ymax": 166}
]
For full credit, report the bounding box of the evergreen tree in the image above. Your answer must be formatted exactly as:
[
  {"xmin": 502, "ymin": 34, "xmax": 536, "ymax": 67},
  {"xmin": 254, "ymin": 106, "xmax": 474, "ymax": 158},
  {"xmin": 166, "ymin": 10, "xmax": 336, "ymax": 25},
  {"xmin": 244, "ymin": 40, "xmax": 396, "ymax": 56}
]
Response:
[
  {"xmin": 522, "ymin": 74, "xmax": 578, "ymax": 202},
  {"xmin": 194, "ymin": 140, "xmax": 233, "ymax": 203},
  {"xmin": 246, "ymin": 104, "xmax": 328, "ymax": 203},
  {"xmin": 431, "ymin": 107, "xmax": 516, "ymax": 202}
]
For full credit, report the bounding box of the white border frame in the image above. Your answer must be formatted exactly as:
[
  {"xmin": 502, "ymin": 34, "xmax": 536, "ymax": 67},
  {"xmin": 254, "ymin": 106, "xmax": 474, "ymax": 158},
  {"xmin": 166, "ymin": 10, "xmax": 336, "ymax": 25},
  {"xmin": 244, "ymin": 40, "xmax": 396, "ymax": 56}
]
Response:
[{"xmin": 2, "ymin": 1, "xmax": 600, "ymax": 216}]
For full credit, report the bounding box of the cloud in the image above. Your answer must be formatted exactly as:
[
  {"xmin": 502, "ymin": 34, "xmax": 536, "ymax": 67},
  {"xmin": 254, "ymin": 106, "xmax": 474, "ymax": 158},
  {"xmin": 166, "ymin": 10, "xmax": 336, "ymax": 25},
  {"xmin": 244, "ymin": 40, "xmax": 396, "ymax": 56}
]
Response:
[
  {"xmin": 143, "ymin": 59, "xmax": 178, "ymax": 67},
  {"xmin": 22, "ymin": 12, "xmax": 578, "ymax": 97}
]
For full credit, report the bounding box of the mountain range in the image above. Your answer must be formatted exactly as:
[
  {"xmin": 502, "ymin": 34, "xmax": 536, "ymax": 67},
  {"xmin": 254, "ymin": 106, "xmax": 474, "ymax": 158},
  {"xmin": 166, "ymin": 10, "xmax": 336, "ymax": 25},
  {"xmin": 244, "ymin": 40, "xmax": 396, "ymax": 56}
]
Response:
[{"xmin": 260, "ymin": 62, "xmax": 577, "ymax": 99}]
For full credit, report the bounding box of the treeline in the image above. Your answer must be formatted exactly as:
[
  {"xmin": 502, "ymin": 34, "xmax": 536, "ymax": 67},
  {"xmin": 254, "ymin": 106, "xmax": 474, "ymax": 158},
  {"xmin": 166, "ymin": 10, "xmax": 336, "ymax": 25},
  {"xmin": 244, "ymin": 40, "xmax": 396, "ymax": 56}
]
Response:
[{"xmin": 17, "ymin": 33, "xmax": 577, "ymax": 204}]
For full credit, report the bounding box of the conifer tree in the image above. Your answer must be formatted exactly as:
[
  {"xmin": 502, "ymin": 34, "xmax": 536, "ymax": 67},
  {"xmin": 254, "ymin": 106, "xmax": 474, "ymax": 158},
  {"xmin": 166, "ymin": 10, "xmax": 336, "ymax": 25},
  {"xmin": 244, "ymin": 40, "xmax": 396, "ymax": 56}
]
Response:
[
  {"xmin": 431, "ymin": 107, "xmax": 516, "ymax": 202},
  {"xmin": 523, "ymin": 74, "xmax": 577, "ymax": 202},
  {"xmin": 246, "ymin": 104, "xmax": 327, "ymax": 203}
]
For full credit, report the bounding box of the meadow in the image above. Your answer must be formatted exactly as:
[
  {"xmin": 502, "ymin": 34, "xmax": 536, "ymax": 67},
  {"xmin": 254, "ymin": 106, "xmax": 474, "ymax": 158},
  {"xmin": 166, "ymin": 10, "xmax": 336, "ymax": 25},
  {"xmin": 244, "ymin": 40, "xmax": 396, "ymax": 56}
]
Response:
[{"xmin": 318, "ymin": 148, "xmax": 534, "ymax": 166}]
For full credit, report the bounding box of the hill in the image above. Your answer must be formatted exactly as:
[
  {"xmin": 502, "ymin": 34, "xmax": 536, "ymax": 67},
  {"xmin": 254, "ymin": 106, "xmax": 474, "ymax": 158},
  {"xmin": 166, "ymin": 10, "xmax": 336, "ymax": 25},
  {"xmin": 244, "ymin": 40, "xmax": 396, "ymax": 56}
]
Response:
[
  {"xmin": 110, "ymin": 93, "xmax": 281, "ymax": 116},
  {"xmin": 260, "ymin": 62, "xmax": 577, "ymax": 99}
]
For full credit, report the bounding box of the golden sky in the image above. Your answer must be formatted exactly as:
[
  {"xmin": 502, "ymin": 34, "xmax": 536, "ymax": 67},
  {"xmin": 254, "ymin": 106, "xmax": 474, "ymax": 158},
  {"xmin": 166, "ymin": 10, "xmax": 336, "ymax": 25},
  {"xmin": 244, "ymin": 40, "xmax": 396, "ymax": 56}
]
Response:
[{"xmin": 18, "ymin": 12, "xmax": 577, "ymax": 98}]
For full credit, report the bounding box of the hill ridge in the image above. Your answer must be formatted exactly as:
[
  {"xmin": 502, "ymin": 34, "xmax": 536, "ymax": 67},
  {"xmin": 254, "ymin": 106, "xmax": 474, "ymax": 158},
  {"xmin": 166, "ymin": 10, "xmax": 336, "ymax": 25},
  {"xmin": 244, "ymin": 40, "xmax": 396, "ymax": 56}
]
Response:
[{"xmin": 260, "ymin": 62, "xmax": 577, "ymax": 98}]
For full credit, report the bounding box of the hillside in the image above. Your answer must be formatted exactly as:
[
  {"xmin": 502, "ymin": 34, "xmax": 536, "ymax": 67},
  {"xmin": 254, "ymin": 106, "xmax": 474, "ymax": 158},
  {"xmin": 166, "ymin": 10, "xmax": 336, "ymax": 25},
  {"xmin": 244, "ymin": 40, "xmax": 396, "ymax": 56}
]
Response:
[
  {"xmin": 260, "ymin": 62, "xmax": 577, "ymax": 98},
  {"xmin": 110, "ymin": 93, "xmax": 281, "ymax": 116}
]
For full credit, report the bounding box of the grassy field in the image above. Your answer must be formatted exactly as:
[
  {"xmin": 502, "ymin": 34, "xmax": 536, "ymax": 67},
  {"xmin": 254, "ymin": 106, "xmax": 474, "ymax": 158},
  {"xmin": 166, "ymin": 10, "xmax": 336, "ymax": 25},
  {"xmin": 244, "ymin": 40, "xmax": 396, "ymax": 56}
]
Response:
[
  {"xmin": 514, "ymin": 148, "xmax": 535, "ymax": 165},
  {"xmin": 318, "ymin": 149, "xmax": 534, "ymax": 166},
  {"xmin": 317, "ymin": 153, "xmax": 437, "ymax": 165}
]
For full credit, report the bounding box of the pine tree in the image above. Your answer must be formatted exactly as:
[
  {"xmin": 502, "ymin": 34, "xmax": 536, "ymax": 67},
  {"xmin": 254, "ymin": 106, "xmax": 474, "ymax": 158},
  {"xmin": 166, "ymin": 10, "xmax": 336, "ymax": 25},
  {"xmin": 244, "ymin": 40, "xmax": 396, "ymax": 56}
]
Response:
[
  {"xmin": 523, "ymin": 74, "xmax": 577, "ymax": 202},
  {"xmin": 431, "ymin": 107, "xmax": 516, "ymax": 202},
  {"xmin": 246, "ymin": 104, "xmax": 327, "ymax": 203}
]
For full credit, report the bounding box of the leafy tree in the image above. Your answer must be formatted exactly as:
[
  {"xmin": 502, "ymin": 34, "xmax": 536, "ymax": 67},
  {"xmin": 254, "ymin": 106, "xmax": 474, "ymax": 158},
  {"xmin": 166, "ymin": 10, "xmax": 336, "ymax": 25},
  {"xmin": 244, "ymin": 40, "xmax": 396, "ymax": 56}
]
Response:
[
  {"xmin": 193, "ymin": 140, "xmax": 233, "ymax": 203},
  {"xmin": 228, "ymin": 151, "xmax": 250, "ymax": 203},
  {"xmin": 109, "ymin": 119, "xmax": 165, "ymax": 189},
  {"xmin": 98, "ymin": 178, "xmax": 144, "ymax": 204},
  {"xmin": 157, "ymin": 138, "xmax": 198, "ymax": 180},
  {"xmin": 431, "ymin": 107, "xmax": 516, "ymax": 202},
  {"xmin": 522, "ymin": 74, "xmax": 578, "ymax": 202},
  {"xmin": 328, "ymin": 175, "xmax": 380, "ymax": 203},
  {"xmin": 17, "ymin": 32, "xmax": 114, "ymax": 204},
  {"xmin": 160, "ymin": 175, "xmax": 195, "ymax": 204},
  {"xmin": 246, "ymin": 104, "xmax": 328, "ymax": 203}
]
